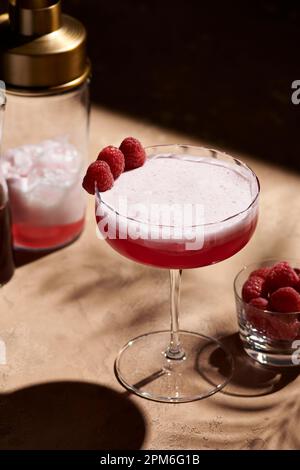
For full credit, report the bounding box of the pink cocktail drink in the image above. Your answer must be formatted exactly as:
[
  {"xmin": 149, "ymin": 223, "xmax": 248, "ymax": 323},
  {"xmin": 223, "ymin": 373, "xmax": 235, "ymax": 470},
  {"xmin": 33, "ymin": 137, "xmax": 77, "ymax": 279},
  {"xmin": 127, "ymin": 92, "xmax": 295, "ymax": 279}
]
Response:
[
  {"xmin": 95, "ymin": 145, "xmax": 260, "ymax": 403},
  {"xmin": 97, "ymin": 151, "xmax": 258, "ymax": 269},
  {"xmin": 102, "ymin": 223, "xmax": 257, "ymax": 269}
]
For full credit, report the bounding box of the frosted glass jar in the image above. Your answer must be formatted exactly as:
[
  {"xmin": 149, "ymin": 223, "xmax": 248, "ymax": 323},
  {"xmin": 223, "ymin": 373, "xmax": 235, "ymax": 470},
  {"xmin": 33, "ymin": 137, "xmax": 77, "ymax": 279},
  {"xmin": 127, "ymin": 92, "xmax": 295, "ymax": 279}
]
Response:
[{"xmin": 2, "ymin": 82, "xmax": 89, "ymax": 250}]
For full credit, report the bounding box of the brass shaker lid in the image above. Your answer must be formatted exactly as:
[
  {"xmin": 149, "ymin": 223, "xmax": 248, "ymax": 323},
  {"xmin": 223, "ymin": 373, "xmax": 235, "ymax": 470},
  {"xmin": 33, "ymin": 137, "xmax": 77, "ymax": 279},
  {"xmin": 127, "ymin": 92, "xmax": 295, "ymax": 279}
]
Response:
[{"xmin": 0, "ymin": 0, "xmax": 90, "ymax": 95}]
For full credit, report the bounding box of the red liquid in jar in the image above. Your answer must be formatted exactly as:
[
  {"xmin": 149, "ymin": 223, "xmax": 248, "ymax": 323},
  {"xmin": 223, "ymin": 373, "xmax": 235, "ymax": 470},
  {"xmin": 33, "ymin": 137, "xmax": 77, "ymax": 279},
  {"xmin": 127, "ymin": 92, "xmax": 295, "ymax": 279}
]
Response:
[
  {"xmin": 13, "ymin": 218, "xmax": 85, "ymax": 250},
  {"xmin": 2, "ymin": 138, "xmax": 85, "ymax": 251}
]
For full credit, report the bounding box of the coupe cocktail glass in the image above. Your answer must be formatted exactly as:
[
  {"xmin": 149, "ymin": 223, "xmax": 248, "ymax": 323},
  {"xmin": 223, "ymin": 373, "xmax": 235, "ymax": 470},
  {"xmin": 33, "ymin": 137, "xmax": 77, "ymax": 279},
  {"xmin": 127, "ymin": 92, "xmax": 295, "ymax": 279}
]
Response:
[{"xmin": 95, "ymin": 145, "xmax": 260, "ymax": 402}]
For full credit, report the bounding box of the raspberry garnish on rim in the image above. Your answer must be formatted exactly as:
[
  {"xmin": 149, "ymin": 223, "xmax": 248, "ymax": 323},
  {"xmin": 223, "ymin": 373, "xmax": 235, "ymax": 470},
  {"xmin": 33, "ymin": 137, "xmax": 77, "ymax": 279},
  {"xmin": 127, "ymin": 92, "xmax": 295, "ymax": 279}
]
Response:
[
  {"xmin": 97, "ymin": 146, "xmax": 125, "ymax": 179},
  {"xmin": 82, "ymin": 136, "xmax": 146, "ymax": 194},
  {"xmin": 82, "ymin": 160, "xmax": 114, "ymax": 194},
  {"xmin": 119, "ymin": 137, "xmax": 146, "ymax": 171}
]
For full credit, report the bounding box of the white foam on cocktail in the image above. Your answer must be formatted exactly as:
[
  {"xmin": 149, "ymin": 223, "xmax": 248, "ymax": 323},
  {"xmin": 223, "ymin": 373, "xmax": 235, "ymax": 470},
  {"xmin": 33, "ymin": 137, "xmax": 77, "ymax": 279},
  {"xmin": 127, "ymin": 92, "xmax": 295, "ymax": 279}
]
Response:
[
  {"xmin": 98, "ymin": 154, "xmax": 258, "ymax": 248},
  {"xmin": 2, "ymin": 137, "xmax": 85, "ymax": 225}
]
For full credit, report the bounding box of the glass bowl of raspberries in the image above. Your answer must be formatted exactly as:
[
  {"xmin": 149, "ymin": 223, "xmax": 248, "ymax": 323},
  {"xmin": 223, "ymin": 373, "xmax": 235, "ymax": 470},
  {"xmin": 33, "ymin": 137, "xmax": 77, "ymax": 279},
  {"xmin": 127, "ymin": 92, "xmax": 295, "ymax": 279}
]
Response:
[{"xmin": 234, "ymin": 260, "xmax": 300, "ymax": 367}]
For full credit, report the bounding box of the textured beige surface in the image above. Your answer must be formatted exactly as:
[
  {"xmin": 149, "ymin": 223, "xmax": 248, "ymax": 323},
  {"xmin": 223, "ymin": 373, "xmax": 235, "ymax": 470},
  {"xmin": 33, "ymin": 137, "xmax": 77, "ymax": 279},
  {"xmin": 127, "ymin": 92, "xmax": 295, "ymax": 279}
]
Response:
[{"xmin": 0, "ymin": 106, "xmax": 300, "ymax": 449}]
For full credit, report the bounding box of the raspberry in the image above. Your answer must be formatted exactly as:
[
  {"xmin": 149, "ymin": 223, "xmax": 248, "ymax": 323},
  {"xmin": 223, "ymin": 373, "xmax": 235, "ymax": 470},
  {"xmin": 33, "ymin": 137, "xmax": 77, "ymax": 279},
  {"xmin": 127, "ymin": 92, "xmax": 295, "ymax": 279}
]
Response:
[
  {"xmin": 249, "ymin": 297, "xmax": 269, "ymax": 310},
  {"xmin": 249, "ymin": 267, "xmax": 270, "ymax": 280},
  {"xmin": 294, "ymin": 279, "xmax": 300, "ymax": 294},
  {"xmin": 242, "ymin": 276, "xmax": 266, "ymax": 303},
  {"xmin": 119, "ymin": 137, "xmax": 146, "ymax": 170},
  {"xmin": 265, "ymin": 261, "xmax": 298, "ymax": 293},
  {"xmin": 82, "ymin": 161, "xmax": 114, "ymax": 194},
  {"xmin": 246, "ymin": 298, "xmax": 269, "ymax": 336},
  {"xmin": 246, "ymin": 307, "xmax": 268, "ymax": 333},
  {"xmin": 270, "ymin": 287, "xmax": 300, "ymax": 313},
  {"xmin": 294, "ymin": 268, "xmax": 300, "ymax": 293},
  {"xmin": 97, "ymin": 146, "xmax": 125, "ymax": 179},
  {"xmin": 246, "ymin": 305, "xmax": 299, "ymax": 341},
  {"xmin": 265, "ymin": 315, "xmax": 299, "ymax": 341}
]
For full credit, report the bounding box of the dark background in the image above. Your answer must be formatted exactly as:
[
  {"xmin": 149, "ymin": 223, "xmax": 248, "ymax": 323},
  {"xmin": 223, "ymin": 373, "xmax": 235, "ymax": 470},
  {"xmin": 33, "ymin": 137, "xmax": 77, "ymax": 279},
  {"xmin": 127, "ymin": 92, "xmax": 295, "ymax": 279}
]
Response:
[{"xmin": 1, "ymin": 0, "xmax": 299, "ymax": 170}]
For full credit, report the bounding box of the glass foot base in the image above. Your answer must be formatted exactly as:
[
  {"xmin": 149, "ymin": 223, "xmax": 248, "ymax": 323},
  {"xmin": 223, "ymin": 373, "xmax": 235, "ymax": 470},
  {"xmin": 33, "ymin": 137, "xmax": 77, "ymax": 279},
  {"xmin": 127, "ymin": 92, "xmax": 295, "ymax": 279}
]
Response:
[{"xmin": 115, "ymin": 330, "xmax": 234, "ymax": 403}]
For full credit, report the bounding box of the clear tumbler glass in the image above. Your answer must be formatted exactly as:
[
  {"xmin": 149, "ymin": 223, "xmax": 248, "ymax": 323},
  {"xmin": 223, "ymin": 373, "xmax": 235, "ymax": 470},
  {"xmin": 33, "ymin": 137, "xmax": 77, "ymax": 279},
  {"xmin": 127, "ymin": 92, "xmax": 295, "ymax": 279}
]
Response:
[{"xmin": 235, "ymin": 260, "xmax": 300, "ymax": 367}]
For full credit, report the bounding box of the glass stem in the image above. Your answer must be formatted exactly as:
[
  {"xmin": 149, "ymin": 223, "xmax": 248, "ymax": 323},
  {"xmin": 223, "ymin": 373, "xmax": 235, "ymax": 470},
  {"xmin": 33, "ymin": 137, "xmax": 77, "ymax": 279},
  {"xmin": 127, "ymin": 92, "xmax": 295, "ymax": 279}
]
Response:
[{"xmin": 166, "ymin": 269, "xmax": 185, "ymax": 360}]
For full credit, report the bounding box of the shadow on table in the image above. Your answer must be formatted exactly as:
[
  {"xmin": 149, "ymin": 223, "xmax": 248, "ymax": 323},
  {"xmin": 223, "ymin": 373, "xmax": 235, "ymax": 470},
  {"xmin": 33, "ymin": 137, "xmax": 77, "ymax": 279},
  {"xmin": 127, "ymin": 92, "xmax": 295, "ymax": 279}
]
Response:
[
  {"xmin": 13, "ymin": 233, "xmax": 83, "ymax": 268},
  {"xmin": 195, "ymin": 333, "xmax": 300, "ymax": 449},
  {"xmin": 210, "ymin": 333, "xmax": 299, "ymax": 398},
  {"xmin": 0, "ymin": 381, "xmax": 146, "ymax": 450},
  {"xmin": 13, "ymin": 249, "xmax": 58, "ymax": 268}
]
